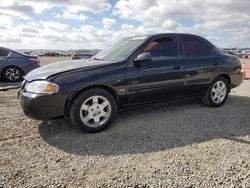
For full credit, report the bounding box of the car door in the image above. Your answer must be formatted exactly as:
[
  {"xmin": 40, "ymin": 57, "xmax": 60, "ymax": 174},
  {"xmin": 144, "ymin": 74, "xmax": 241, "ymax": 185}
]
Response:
[
  {"xmin": 180, "ymin": 35, "xmax": 222, "ymax": 96},
  {"xmin": 126, "ymin": 35, "xmax": 185, "ymax": 104},
  {"xmin": 0, "ymin": 49, "xmax": 10, "ymax": 70}
]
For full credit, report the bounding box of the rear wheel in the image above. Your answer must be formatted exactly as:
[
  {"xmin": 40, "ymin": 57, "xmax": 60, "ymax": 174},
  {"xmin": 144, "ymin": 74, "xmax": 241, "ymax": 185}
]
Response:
[
  {"xmin": 202, "ymin": 76, "xmax": 229, "ymax": 107},
  {"xmin": 2, "ymin": 66, "xmax": 23, "ymax": 82},
  {"xmin": 69, "ymin": 88, "xmax": 117, "ymax": 133}
]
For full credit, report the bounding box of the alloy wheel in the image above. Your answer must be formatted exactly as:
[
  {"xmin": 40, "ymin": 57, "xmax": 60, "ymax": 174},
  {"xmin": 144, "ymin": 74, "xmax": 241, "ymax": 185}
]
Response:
[
  {"xmin": 211, "ymin": 81, "xmax": 227, "ymax": 104},
  {"xmin": 5, "ymin": 67, "xmax": 21, "ymax": 81},
  {"xmin": 80, "ymin": 95, "xmax": 112, "ymax": 127}
]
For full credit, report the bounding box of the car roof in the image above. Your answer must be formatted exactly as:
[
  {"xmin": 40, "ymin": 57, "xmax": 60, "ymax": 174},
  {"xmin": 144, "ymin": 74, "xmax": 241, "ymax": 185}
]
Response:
[
  {"xmin": 125, "ymin": 33, "xmax": 206, "ymax": 42},
  {"xmin": 0, "ymin": 46, "xmax": 20, "ymax": 53},
  {"xmin": 132, "ymin": 33, "xmax": 201, "ymax": 37},
  {"xmin": 0, "ymin": 46, "xmax": 29, "ymax": 56},
  {"xmin": 0, "ymin": 46, "xmax": 12, "ymax": 51}
]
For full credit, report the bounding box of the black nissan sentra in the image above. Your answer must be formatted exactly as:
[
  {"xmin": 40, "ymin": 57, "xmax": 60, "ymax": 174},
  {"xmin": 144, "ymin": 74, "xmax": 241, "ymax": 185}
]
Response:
[{"xmin": 19, "ymin": 33, "xmax": 243, "ymax": 133}]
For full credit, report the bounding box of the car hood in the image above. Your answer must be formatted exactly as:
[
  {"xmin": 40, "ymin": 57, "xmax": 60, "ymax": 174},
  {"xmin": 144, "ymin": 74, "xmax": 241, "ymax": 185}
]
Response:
[{"xmin": 25, "ymin": 59, "xmax": 114, "ymax": 82}]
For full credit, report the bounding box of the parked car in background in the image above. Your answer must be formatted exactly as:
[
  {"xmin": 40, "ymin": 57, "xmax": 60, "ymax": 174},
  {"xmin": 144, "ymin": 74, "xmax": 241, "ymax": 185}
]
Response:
[
  {"xmin": 222, "ymin": 50, "xmax": 238, "ymax": 56},
  {"xmin": 19, "ymin": 33, "xmax": 243, "ymax": 133},
  {"xmin": 62, "ymin": 52, "xmax": 72, "ymax": 57},
  {"xmin": 43, "ymin": 52, "xmax": 61, "ymax": 57},
  {"xmin": 72, "ymin": 53, "xmax": 94, "ymax": 60},
  {"xmin": 235, "ymin": 50, "xmax": 242, "ymax": 57},
  {"xmin": 0, "ymin": 47, "xmax": 40, "ymax": 82},
  {"xmin": 240, "ymin": 50, "xmax": 250, "ymax": 58}
]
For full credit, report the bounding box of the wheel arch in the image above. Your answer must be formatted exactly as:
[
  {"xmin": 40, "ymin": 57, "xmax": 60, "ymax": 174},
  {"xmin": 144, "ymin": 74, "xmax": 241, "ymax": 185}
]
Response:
[
  {"xmin": 64, "ymin": 84, "xmax": 120, "ymax": 117},
  {"xmin": 216, "ymin": 73, "xmax": 231, "ymax": 92}
]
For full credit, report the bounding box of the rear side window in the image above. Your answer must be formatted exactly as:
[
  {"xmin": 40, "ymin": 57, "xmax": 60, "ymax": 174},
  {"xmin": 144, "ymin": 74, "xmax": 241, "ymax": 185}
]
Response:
[
  {"xmin": 204, "ymin": 41, "xmax": 218, "ymax": 56},
  {"xmin": 182, "ymin": 35, "xmax": 205, "ymax": 58},
  {"xmin": 144, "ymin": 37, "xmax": 179, "ymax": 58},
  {"xmin": 0, "ymin": 49, "xmax": 10, "ymax": 57}
]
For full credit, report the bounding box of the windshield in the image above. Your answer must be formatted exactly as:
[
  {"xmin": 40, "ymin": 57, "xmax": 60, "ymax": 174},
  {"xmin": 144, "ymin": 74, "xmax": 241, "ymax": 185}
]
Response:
[{"xmin": 93, "ymin": 36, "xmax": 148, "ymax": 61}]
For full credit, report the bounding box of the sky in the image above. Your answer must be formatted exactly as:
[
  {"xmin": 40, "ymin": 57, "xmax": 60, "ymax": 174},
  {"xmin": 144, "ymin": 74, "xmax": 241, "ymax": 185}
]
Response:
[{"xmin": 0, "ymin": 0, "xmax": 249, "ymax": 50}]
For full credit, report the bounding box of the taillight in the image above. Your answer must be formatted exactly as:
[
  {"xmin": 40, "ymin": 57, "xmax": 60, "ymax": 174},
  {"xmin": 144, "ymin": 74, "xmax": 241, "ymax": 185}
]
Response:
[{"xmin": 30, "ymin": 58, "xmax": 40, "ymax": 64}]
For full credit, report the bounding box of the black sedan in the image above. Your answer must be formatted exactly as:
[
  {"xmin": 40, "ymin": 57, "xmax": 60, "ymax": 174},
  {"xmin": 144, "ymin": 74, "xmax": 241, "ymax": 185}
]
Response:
[{"xmin": 19, "ymin": 33, "xmax": 243, "ymax": 133}]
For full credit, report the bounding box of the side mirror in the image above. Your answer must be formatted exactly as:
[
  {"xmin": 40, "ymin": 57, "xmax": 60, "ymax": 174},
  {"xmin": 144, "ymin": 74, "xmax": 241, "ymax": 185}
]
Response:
[{"xmin": 133, "ymin": 52, "xmax": 152, "ymax": 62}]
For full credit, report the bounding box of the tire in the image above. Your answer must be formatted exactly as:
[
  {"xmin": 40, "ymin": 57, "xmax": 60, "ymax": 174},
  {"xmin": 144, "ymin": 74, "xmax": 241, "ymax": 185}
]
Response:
[
  {"xmin": 202, "ymin": 76, "xmax": 229, "ymax": 107},
  {"xmin": 2, "ymin": 66, "xmax": 23, "ymax": 82},
  {"xmin": 69, "ymin": 88, "xmax": 117, "ymax": 133}
]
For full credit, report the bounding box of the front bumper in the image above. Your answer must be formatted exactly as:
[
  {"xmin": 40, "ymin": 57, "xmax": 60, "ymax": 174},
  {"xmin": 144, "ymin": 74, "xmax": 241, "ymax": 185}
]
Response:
[{"xmin": 18, "ymin": 90, "xmax": 67, "ymax": 120}]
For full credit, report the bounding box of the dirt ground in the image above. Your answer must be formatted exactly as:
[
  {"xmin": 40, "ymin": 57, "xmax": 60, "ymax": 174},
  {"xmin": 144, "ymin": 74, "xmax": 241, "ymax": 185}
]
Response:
[{"xmin": 0, "ymin": 57, "xmax": 250, "ymax": 187}]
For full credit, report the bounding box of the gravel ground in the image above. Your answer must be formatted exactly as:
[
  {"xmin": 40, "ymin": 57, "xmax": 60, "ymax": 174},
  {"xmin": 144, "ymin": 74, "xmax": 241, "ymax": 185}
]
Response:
[{"xmin": 0, "ymin": 79, "xmax": 249, "ymax": 187}]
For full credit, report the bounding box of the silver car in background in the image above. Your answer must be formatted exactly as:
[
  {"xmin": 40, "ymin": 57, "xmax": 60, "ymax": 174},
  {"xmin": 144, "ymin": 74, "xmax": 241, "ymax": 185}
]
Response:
[
  {"xmin": 0, "ymin": 47, "xmax": 40, "ymax": 82},
  {"xmin": 72, "ymin": 52, "xmax": 94, "ymax": 60}
]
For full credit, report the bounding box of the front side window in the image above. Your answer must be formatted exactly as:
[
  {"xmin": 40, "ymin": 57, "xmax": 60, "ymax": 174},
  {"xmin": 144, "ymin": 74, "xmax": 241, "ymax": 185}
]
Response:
[
  {"xmin": 0, "ymin": 49, "xmax": 10, "ymax": 57},
  {"xmin": 144, "ymin": 37, "xmax": 179, "ymax": 59},
  {"xmin": 182, "ymin": 35, "xmax": 206, "ymax": 58}
]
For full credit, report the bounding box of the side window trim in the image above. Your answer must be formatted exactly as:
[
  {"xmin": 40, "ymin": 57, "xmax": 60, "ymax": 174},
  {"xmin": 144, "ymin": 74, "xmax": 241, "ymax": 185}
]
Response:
[
  {"xmin": 181, "ymin": 35, "xmax": 207, "ymax": 59},
  {"xmin": 144, "ymin": 35, "xmax": 181, "ymax": 61},
  {"xmin": 204, "ymin": 40, "xmax": 219, "ymax": 57}
]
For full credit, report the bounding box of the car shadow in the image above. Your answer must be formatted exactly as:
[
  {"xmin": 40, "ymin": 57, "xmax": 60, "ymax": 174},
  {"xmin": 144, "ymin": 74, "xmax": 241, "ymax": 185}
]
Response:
[
  {"xmin": 39, "ymin": 95, "xmax": 250, "ymax": 156},
  {"xmin": 0, "ymin": 80, "xmax": 22, "ymax": 88}
]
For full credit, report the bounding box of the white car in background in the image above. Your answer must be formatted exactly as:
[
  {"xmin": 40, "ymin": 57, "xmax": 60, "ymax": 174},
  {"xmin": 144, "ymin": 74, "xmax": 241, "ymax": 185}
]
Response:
[{"xmin": 240, "ymin": 50, "xmax": 250, "ymax": 58}]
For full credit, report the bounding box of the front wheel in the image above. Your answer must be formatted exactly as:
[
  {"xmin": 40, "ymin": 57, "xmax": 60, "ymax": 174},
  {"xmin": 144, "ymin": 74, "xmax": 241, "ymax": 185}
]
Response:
[
  {"xmin": 69, "ymin": 88, "xmax": 117, "ymax": 133},
  {"xmin": 202, "ymin": 76, "xmax": 229, "ymax": 107}
]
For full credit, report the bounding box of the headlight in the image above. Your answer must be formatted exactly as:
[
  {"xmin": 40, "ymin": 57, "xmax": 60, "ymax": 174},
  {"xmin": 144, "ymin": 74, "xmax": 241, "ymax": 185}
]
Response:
[{"xmin": 26, "ymin": 81, "xmax": 59, "ymax": 94}]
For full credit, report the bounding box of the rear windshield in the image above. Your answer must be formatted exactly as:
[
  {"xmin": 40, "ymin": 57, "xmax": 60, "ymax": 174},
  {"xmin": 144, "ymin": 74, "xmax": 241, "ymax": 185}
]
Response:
[{"xmin": 0, "ymin": 49, "xmax": 10, "ymax": 57}]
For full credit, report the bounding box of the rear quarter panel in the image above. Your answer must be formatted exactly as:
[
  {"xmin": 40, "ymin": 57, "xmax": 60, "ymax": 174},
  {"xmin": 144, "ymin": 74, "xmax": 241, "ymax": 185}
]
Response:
[
  {"xmin": 4, "ymin": 53, "xmax": 40, "ymax": 74},
  {"xmin": 220, "ymin": 54, "xmax": 243, "ymax": 88}
]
